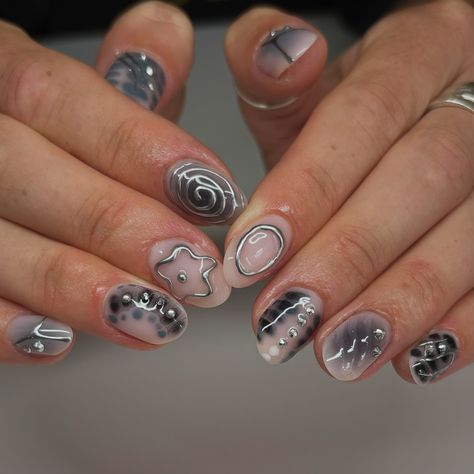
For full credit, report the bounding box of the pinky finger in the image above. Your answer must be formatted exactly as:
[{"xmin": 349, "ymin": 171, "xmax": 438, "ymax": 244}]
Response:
[
  {"xmin": 0, "ymin": 298, "xmax": 74, "ymax": 364},
  {"xmin": 393, "ymin": 290, "xmax": 474, "ymax": 386}
]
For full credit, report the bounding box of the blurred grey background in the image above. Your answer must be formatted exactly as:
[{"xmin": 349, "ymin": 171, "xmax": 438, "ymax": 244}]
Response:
[{"xmin": 0, "ymin": 15, "xmax": 472, "ymax": 474}]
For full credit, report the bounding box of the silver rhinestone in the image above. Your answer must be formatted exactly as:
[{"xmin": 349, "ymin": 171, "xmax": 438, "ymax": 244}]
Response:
[
  {"xmin": 33, "ymin": 341, "xmax": 45, "ymax": 353},
  {"xmin": 305, "ymin": 304, "xmax": 315, "ymax": 315},
  {"xmin": 157, "ymin": 298, "xmax": 165, "ymax": 306},
  {"xmin": 121, "ymin": 293, "xmax": 132, "ymax": 305},
  {"xmin": 297, "ymin": 314, "xmax": 307, "ymax": 326},
  {"xmin": 278, "ymin": 338, "xmax": 287, "ymax": 346},
  {"xmin": 23, "ymin": 346, "xmax": 32, "ymax": 354},
  {"xmin": 177, "ymin": 272, "xmax": 188, "ymax": 283},
  {"xmin": 166, "ymin": 309, "xmax": 177, "ymax": 319},
  {"xmin": 425, "ymin": 343, "xmax": 437, "ymax": 356},
  {"xmin": 438, "ymin": 343, "xmax": 447, "ymax": 354},
  {"xmin": 373, "ymin": 328, "xmax": 386, "ymax": 341},
  {"xmin": 141, "ymin": 292, "xmax": 150, "ymax": 302},
  {"xmin": 372, "ymin": 346, "xmax": 382, "ymax": 358},
  {"xmin": 288, "ymin": 327, "xmax": 298, "ymax": 338}
]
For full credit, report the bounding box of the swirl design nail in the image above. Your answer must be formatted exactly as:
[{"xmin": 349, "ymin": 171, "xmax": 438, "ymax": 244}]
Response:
[{"xmin": 166, "ymin": 162, "xmax": 246, "ymax": 224}]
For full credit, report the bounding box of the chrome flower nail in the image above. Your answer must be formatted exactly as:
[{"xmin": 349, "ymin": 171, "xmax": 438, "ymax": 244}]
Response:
[
  {"xmin": 256, "ymin": 289, "xmax": 322, "ymax": 364},
  {"xmin": 105, "ymin": 284, "xmax": 187, "ymax": 344},
  {"xmin": 409, "ymin": 331, "xmax": 458, "ymax": 385},
  {"xmin": 7, "ymin": 316, "xmax": 73, "ymax": 356},
  {"xmin": 322, "ymin": 312, "xmax": 391, "ymax": 381},
  {"xmin": 165, "ymin": 162, "xmax": 246, "ymax": 225},
  {"xmin": 105, "ymin": 51, "xmax": 165, "ymax": 110}
]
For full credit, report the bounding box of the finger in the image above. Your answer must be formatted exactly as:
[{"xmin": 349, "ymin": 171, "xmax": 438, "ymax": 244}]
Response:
[
  {"xmin": 0, "ymin": 114, "xmax": 230, "ymax": 308},
  {"xmin": 224, "ymin": 0, "xmax": 474, "ymax": 285},
  {"xmin": 96, "ymin": 1, "xmax": 193, "ymax": 120},
  {"xmin": 394, "ymin": 290, "xmax": 474, "ymax": 385},
  {"xmin": 0, "ymin": 298, "xmax": 74, "ymax": 364},
  {"xmin": 225, "ymin": 7, "xmax": 328, "ymax": 165},
  {"xmin": 0, "ymin": 219, "xmax": 189, "ymax": 349},
  {"xmin": 0, "ymin": 20, "xmax": 245, "ymax": 226},
  {"xmin": 316, "ymin": 194, "xmax": 474, "ymax": 382}
]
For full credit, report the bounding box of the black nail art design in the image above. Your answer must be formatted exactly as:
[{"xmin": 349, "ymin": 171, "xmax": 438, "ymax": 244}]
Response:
[
  {"xmin": 256, "ymin": 289, "xmax": 322, "ymax": 364},
  {"xmin": 105, "ymin": 52, "xmax": 165, "ymax": 110},
  {"xmin": 410, "ymin": 332, "xmax": 458, "ymax": 385},
  {"xmin": 105, "ymin": 284, "xmax": 187, "ymax": 344}
]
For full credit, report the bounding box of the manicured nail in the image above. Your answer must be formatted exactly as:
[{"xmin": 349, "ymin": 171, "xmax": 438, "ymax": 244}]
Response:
[
  {"xmin": 224, "ymin": 214, "xmax": 291, "ymax": 288},
  {"xmin": 409, "ymin": 331, "xmax": 458, "ymax": 385},
  {"xmin": 7, "ymin": 316, "xmax": 73, "ymax": 356},
  {"xmin": 257, "ymin": 26, "xmax": 317, "ymax": 78},
  {"xmin": 149, "ymin": 239, "xmax": 231, "ymax": 308},
  {"xmin": 322, "ymin": 312, "xmax": 391, "ymax": 381},
  {"xmin": 104, "ymin": 284, "xmax": 187, "ymax": 344},
  {"xmin": 256, "ymin": 288, "xmax": 322, "ymax": 364},
  {"xmin": 105, "ymin": 51, "xmax": 165, "ymax": 110},
  {"xmin": 165, "ymin": 161, "xmax": 246, "ymax": 225}
]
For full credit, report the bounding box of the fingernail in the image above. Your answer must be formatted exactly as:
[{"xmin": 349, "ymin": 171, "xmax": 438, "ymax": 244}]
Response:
[
  {"xmin": 165, "ymin": 161, "xmax": 246, "ymax": 225},
  {"xmin": 322, "ymin": 312, "xmax": 391, "ymax": 381},
  {"xmin": 257, "ymin": 26, "xmax": 317, "ymax": 78},
  {"xmin": 256, "ymin": 288, "xmax": 322, "ymax": 364},
  {"xmin": 7, "ymin": 316, "xmax": 73, "ymax": 356},
  {"xmin": 409, "ymin": 331, "xmax": 458, "ymax": 385},
  {"xmin": 105, "ymin": 51, "xmax": 165, "ymax": 110},
  {"xmin": 224, "ymin": 214, "xmax": 291, "ymax": 288},
  {"xmin": 104, "ymin": 284, "xmax": 187, "ymax": 344},
  {"xmin": 149, "ymin": 239, "xmax": 231, "ymax": 308}
]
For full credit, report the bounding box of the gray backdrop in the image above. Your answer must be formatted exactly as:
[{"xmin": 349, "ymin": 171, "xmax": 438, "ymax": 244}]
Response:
[{"xmin": 0, "ymin": 15, "xmax": 472, "ymax": 474}]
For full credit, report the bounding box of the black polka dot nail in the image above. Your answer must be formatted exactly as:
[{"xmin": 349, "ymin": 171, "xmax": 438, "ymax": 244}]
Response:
[{"xmin": 104, "ymin": 284, "xmax": 187, "ymax": 344}]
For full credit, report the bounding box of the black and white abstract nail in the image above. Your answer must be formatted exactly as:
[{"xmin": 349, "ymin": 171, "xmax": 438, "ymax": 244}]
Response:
[
  {"xmin": 165, "ymin": 161, "xmax": 246, "ymax": 225},
  {"xmin": 409, "ymin": 331, "xmax": 458, "ymax": 385},
  {"xmin": 7, "ymin": 316, "xmax": 73, "ymax": 356},
  {"xmin": 104, "ymin": 284, "xmax": 187, "ymax": 344},
  {"xmin": 257, "ymin": 26, "xmax": 317, "ymax": 78},
  {"xmin": 105, "ymin": 52, "xmax": 165, "ymax": 110},
  {"xmin": 256, "ymin": 289, "xmax": 322, "ymax": 364},
  {"xmin": 322, "ymin": 312, "xmax": 391, "ymax": 381}
]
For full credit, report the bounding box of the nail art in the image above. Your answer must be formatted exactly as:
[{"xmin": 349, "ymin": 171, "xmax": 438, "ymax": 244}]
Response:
[
  {"xmin": 105, "ymin": 52, "xmax": 165, "ymax": 110},
  {"xmin": 166, "ymin": 162, "xmax": 246, "ymax": 225},
  {"xmin": 256, "ymin": 289, "xmax": 322, "ymax": 364},
  {"xmin": 322, "ymin": 312, "xmax": 391, "ymax": 381},
  {"xmin": 104, "ymin": 284, "xmax": 187, "ymax": 344},
  {"xmin": 409, "ymin": 331, "xmax": 458, "ymax": 385},
  {"xmin": 7, "ymin": 316, "xmax": 73, "ymax": 356},
  {"xmin": 257, "ymin": 26, "xmax": 317, "ymax": 78}
]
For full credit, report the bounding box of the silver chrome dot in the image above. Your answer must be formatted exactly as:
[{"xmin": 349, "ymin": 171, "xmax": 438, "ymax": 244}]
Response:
[
  {"xmin": 141, "ymin": 292, "xmax": 150, "ymax": 302},
  {"xmin": 122, "ymin": 293, "xmax": 132, "ymax": 305},
  {"xmin": 288, "ymin": 327, "xmax": 298, "ymax": 338},
  {"xmin": 425, "ymin": 343, "xmax": 437, "ymax": 356},
  {"xmin": 157, "ymin": 298, "xmax": 165, "ymax": 306},
  {"xmin": 177, "ymin": 272, "xmax": 188, "ymax": 283},
  {"xmin": 373, "ymin": 328, "xmax": 386, "ymax": 341},
  {"xmin": 372, "ymin": 346, "xmax": 382, "ymax": 358},
  {"xmin": 166, "ymin": 309, "xmax": 177, "ymax": 319},
  {"xmin": 33, "ymin": 341, "xmax": 45, "ymax": 353},
  {"xmin": 278, "ymin": 338, "xmax": 287, "ymax": 346},
  {"xmin": 297, "ymin": 314, "xmax": 307, "ymax": 326},
  {"xmin": 438, "ymin": 343, "xmax": 447, "ymax": 354},
  {"xmin": 305, "ymin": 304, "xmax": 315, "ymax": 315}
]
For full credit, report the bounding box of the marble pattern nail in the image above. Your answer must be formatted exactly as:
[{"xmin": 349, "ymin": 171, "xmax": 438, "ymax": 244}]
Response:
[
  {"xmin": 105, "ymin": 284, "xmax": 187, "ymax": 344},
  {"xmin": 105, "ymin": 52, "xmax": 165, "ymax": 110},
  {"xmin": 166, "ymin": 162, "xmax": 246, "ymax": 225},
  {"xmin": 322, "ymin": 312, "xmax": 390, "ymax": 381},
  {"xmin": 410, "ymin": 331, "xmax": 458, "ymax": 385},
  {"xmin": 256, "ymin": 289, "xmax": 322, "ymax": 364},
  {"xmin": 8, "ymin": 316, "xmax": 73, "ymax": 356}
]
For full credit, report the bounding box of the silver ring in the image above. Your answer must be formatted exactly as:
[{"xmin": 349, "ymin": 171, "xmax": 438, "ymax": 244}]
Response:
[
  {"xmin": 235, "ymin": 85, "xmax": 298, "ymax": 111},
  {"xmin": 428, "ymin": 82, "xmax": 474, "ymax": 115}
]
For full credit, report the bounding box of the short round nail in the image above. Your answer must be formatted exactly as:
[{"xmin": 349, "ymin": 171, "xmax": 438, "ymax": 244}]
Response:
[
  {"xmin": 256, "ymin": 26, "xmax": 318, "ymax": 78},
  {"xmin": 165, "ymin": 161, "xmax": 246, "ymax": 225},
  {"xmin": 7, "ymin": 316, "xmax": 73, "ymax": 357},
  {"xmin": 105, "ymin": 51, "xmax": 165, "ymax": 110},
  {"xmin": 149, "ymin": 239, "xmax": 231, "ymax": 308},
  {"xmin": 256, "ymin": 288, "xmax": 322, "ymax": 364},
  {"xmin": 104, "ymin": 284, "xmax": 187, "ymax": 344},
  {"xmin": 322, "ymin": 312, "xmax": 391, "ymax": 381},
  {"xmin": 409, "ymin": 331, "xmax": 459, "ymax": 385}
]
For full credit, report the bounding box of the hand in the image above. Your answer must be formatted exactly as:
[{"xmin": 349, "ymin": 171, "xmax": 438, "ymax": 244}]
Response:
[
  {"xmin": 224, "ymin": 0, "xmax": 474, "ymax": 385},
  {"xmin": 0, "ymin": 1, "xmax": 246, "ymax": 364}
]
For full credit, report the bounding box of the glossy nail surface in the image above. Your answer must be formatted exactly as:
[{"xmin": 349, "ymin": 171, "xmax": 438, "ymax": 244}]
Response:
[
  {"xmin": 7, "ymin": 316, "xmax": 73, "ymax": 356},
  {"xmin": 322, "ymin": 312, "xmax": 390, "ymax": 381},
  {"xmin": 257, "ymin": 26, "xmax": 317, "ymax": 78},
  {"xmin": 104, "ymin": 284, "xmax": 187, "ymax": 344},
  {"xmin": 409, "ymin": 331, "xmax": 458, "ymax": 385},
  {"xmin": 149, "ymin": 239, "xmax": 231, "ymax": 308},
  {"xmin": 224, "ymin": 214, "xmax": 291, "ymax": 288},
  {"xmin": 256, "ymin": 289, "xmax": 322, "ymax": 364},
  {"xmin": 166, "ymin": 162, "xmax": 246, "ymax": 225},
  {"xmin": 105, "ymin": 52, "xmax": 165, "ymax": 110}
]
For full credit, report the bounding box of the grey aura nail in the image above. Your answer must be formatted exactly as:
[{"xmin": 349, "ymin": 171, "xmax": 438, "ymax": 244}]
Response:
[
  {"xmin": 322, "ymin": 312, "xmax": 391, "ymax": 381},
  {"xmin": 256, "ymin": 289, "xmax": 322, "ymax": 364},
  {"xmin": 7, "ymin": 316, "xmax": 73, "ymax": 356},
  {"xmin": 165, "ymin": 161, "xmax": 246, "ymax": 225},
  {"xmin": 409, "ymin": 331, "xmax": 458, "ymax": 385},
  {"xmin": 104, "ymin": 284, "xmax": 187, "ymax": 344},
  {"xmin": 105, "ymin": 52, "xmax": 165, "ymax": 110},
  {"xmin": 257, "ymin": 26, "xmax": 317, "ymax": 78}
]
